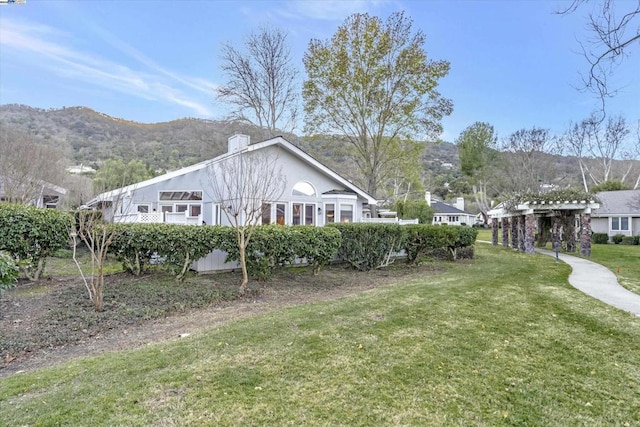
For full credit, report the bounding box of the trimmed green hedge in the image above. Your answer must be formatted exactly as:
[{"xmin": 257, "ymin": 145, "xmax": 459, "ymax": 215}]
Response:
[
  {"xmin": 612, "ymin": 234, "xmax": 625, "ymax": 244},
  {"xmin": 404, "ymin": 224, "xmax": 479, "ymax": 264},
  {"xmin": 621, "ymin": 236, "xmax": 639, "ymax": 245},
  {"xmin": 329, "ymin": 223, "xmax": 407, "ymax": 271},
  {"xmin": 0, "ymin": 204, "xmax": 73, "ymax": 280},
  {"xmin": 592, "ymin": 233, "xmax": 609, "ymax": 244},
  {"xmin": 109, "ymin": 224, "xmax": 341, "ymax": 282}
]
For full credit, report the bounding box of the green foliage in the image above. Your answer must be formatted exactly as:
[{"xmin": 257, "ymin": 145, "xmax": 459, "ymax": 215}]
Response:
[
  {"xmin": 329, "ymin": 223, "xmax": 407, "ymax": 271},
  {"xmin": 93, "ymin": 159, "xmax": 154, "ymax": 192},
  {"xmin": 110, "ymin": 224, "xmax": 223, "ymax": 281},
  {"xmin": 457, "ymin": 122, "xmax": 498, "ymax": 179},
  {"xmin": 110, "ymin": 224, "xmax": 341, "ymax": 282},
  {"xmin": 394, "ymin": 199, "xmax": 433, "ymax": 224},
  {"xmin": 0, "ymin": 251, "xmax": 19, "ymax": 293},
  {"xmin": 0, "ymin": 204, "xmax": 73, "ymax": 280},
  {"xmin": 221, "ymin": 226, "xmax": 341, "ymax": 280},
  {"xmin": 404, "ymin": 224, "xmax": 478, "ymax": 263},
  {"xmin": 591, "ymin": 180, "xmax": 630, "ymax": 192},
  {"xmin": 620, "ymin": 236, "xmax": 639, "ymax": 245},
  {"xmin": 592, "ymin": 233, "xmax": 609, "ymax": 244},
  {"xmin": 612, "ymin": 234, "xmax": 625, "ymax": 244},
  {"xmin": 303, "ymin": 11, "xmax": 452, "ymax": 197}
]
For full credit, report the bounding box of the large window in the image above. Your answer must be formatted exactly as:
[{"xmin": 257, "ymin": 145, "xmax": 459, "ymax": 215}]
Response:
[
  {"xmin": 159, "ymin": 191, "xmax": 202, "ymax": 201},
  {"xmin": 292, "ymin": 181, "xmax": 316, "ymax": 197},
  {"xmin": 339, "ymin": 203, "xmax": 353, "ymax": 223},
  {"xmin": 325, "ymin": 203, "xmax": 335, "ymax": 223},
  {"xmin": 293, "ymin": 203, "xmax": 316, "ymax": 225},
  {"xmin": 262, "ymin": 203, "xmax": 272, "ymax": 225},
  {"xmin": 612, "ymin": 217, "xmax": 629, "ymax": 231}
]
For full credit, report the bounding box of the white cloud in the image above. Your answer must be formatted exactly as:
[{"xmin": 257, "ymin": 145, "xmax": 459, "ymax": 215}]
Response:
[{"xmin": 0, "ymin": 19, "xmax": 215, "ymax": 117}]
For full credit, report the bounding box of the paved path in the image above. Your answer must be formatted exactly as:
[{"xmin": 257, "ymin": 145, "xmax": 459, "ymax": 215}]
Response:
[{"xmin": 536, "ymin": 249, "xmax": 640, "ymax": 317}]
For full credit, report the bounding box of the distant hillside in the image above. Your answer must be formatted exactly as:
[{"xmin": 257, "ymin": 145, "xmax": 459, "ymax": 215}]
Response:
[{"xmin": 0, "ymin": 104, "xmax": 272, "ymax": 171}]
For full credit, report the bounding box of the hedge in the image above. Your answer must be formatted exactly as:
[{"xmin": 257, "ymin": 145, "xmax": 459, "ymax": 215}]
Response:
[
  {"xmin": 404, "ymin": 224, "xmax": 478, "ymax": 264},
  {"xmin": 328, "ymin": 223, "xmax": 408, "ymax": 271},
  {"xmin": 612, "ymin": 234, "xmax": 625, "ymax": 244},
  {"xmin": 621, "ymin": 236, "xmax": 639, "ymax": 245},
  {"xmin": 592, "ymin": 233, "xmax": 609, "ymax": 244},
  {"xmin": 0, "ymin": 203, "xmax": 73, "ymax": 280},
  {"xmin": 109, "ymin": 224, "xmax": 341, "ymax": 282}
]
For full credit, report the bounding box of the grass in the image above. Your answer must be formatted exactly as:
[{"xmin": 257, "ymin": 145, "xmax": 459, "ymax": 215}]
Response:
[
  {"xmin": 1, "ymin": 244, "xmax": 639, "ymax": 426},
  {"xmin": 587, "ymin": 243, "xmax": 640, "ymax": 294},
  {"xmin": 475, "ymin": 227, "xmax": 640, "ymax": 293}
]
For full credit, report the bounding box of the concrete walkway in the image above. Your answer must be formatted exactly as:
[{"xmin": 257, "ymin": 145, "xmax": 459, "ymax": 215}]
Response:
[{"xmin": 536, "ymin": 249, "xmax": 640, "ymax": 317}]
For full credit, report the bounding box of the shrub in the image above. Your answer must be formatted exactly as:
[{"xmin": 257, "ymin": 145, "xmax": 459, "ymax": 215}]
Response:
[
  {"xmin": 404, "ymin": 224, "xmax": 478, "ymax": 264},
  {"xmin": 0, "ymin": 204, "xmax": 73, "ymax": 280},
  {"xmin": 592, "ymin": 233, "xmax": 609, "ymax": 244},
  {"xmin": 621, "ymin": 236, "xmax": 639, "ymax": 245},
  {"xmin": 329, "ymin": 223, "xmax": 406, "ymax": 271},
  {"xmin": 393, "ymin": 199, "xmax": 434, "ymax": 224},
  {"xmin": 612, "ymin": 234, "xmax": 625, "ymax": 244},
  {"xmin": 0, "ymin": 251, "xmax": 19, "ymax": 293}
]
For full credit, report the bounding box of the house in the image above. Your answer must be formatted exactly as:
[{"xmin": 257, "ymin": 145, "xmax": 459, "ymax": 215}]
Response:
[
  {"xmin": 87, "ymin": 134, "xmax": 377, "ymax": 272},
  {"xmin": 425, "ymin": 191, "xmax": 476, "ymax": 226},
  {"xmin": 591, "ymin": 190, "xmax": 640, "ymax": 238},
  {"xmin": 0, "ymin": 178, "xmax": 67, "ymax": 208}
]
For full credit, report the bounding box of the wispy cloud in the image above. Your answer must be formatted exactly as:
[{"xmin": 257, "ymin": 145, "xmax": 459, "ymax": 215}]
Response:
[
  {"xmin": 0, "ymin": 19, "xmax": 216, "ymax": 117},
  {"xmin": 274, "ymin": 0, "xmax": 394, "ymax": 21}
]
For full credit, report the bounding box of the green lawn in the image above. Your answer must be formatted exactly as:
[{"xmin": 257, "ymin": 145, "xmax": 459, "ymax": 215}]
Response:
[
  {"xmin": 475, "ymin": 228, "xmax": 640, "ymax": 294},
  {"xmin": 1, "ymin": 244, "xmax": 639, "ymax": 426}
]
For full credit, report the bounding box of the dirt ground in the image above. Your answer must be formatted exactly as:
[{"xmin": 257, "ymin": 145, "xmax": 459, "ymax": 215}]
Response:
[{"xmin": 0, "ymin": 263, "xmax": 437, "ymax": 379}]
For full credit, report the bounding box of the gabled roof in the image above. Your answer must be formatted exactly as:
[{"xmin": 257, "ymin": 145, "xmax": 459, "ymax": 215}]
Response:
[
  {"xmin": 431, "ymin": 200, "xmax": 474, "ymax": 215},
  {"xmin": 87, "ymin": 136, "xmax": 376, "ymax": 206},
  {"xmin": 592, "ymin": 190, "xmax": 640, "ymax": 216}
]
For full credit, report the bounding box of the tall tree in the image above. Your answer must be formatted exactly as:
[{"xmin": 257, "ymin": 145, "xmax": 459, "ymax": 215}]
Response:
[
  {"xmin": 218, "ymin": 26, "xmax": 299, "ymax": 137},
  {"xmin": 559, "ymin": 0, "xmax": 640, "ymax": 115},
  {"xmin": 303, "ymin": 12, "xmax": 453, "ymax": 206},
  {"xmin": 0, "ymin": 128, "xmax": 65, "ymax": 204},
  {"xmin": 457, "ymin": 122, "xmax": 498, "ymax": 223},
  {"xmin": 207, "ymin": 149, "xmax": 286, "ymax": 291}
]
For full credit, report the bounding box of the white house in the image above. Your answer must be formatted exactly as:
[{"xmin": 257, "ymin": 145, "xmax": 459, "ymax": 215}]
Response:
[
  {"xmin": 425, "ymin": 192, "xmax": 476, "ymax": 226},
  {"xmin": 591, "ymin": 190, "xmax": 640, "ymax": 238},
  {"xmin": 87, "ymin": 134, "xmax": 378, "ymax": 272}
]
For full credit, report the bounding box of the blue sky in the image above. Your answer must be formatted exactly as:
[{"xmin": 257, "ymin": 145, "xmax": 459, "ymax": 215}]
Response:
[{"xmin": 0, "ymin": 0, "xmax": 638, "ymax": 143}]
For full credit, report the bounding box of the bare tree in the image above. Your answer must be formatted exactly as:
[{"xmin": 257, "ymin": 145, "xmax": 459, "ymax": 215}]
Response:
[
  {"xmin": 559, "ymin": 0, "xmax": 640, "ymax": 115},
  {"xmin": 207, "ymin": 149, "xmax": 286, "ymax": 291},
  {"xmin": 562, "ymin": 119, "xmax": 592, "ymax": 192},
  {"xmin": 218, "ymin": 26, "xmax": 299, "ymax": 137},
  {"xmin": 502, "ymin": 127, "xmax": 560, "ymax": 193},
  {"xmin": 0, "ymin": 128, "xmax": 66, "ymax": 204}
]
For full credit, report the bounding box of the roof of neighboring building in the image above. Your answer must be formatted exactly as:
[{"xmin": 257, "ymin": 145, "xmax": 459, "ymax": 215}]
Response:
[
  {"xmin": 431, "ymin": 200, "xmax": 474, "ymax": 215},
  {"xmin": 593, "ymin": 190, "xmax": 640, "ymax": 216}
]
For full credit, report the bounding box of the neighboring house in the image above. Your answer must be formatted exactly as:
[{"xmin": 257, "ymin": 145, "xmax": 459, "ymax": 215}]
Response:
[
  {"xmin": 86, "ymin": 134, "xmax": 378, "ymax": 272},
  {"xmin": 0, "ymin": 178, "xmax": 67, "ymax": 208},
  {"xmin": 591, "ymin": 190, "xmax": 640, "ymax": 238},
  {"xmin": 425, "ymin": 191, "xmax": 476, "ymax": 226}
]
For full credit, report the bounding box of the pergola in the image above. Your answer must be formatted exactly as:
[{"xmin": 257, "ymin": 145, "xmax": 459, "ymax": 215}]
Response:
[{"xmin": 487, "ymin": 199, "xmax": 600, "ymax": 256}]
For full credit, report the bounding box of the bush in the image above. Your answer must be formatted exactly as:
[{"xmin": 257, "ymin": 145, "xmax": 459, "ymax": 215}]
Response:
[
  {"xmin": 0, "ymin": 204, "xmax": 73, "ymax": 280},
  {"xmin": 393, "ymin": 199, "xmax": 434, "ymax": 224},
  {"xmin": 0, "ymin": 251, "xmax": 19, "ymax": 293},
  {"xmin": 621, "ymin": 236, "xmax": 639, "ymax": 245},
  {"xmin": 612, "ymin": 234, "xmax": 625, "ymax": 244},
  {"xmin": 329, "ymin": 223, "xmax": 406, "ymax": 271},
  {"xmin": 592, "ymin": 233, "xmax": 609, "ymax": 244},
  {"xmin": 404, "ymin": 224, "xmax": 478, "ymax": 264}
]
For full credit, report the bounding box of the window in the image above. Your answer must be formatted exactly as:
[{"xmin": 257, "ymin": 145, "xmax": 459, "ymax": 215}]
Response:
[
  {"xmin": 276, "ymin": 203, "xmax": 286, "ymax": 225},
  {"xmin": 136, "ymin": 204, "xmax": 150, "ymax": 213},
  {"xmin": 325, "ymin": 203, "xmax": 335, "ymax": 223},
  {"xmin": 612, "ymin": 217, "xmax": 629, "ymax": 231},
  {"xmin": 262, "ymin": 203, "xmax": 271, "ymax": 225},
  {"xmin": 293, "ymin": 203, "xmax": 316, "ymax": 225},
  {"xmin": 292, "ymin": 181, "xmax": 316, "ymax": 197},
  {"xmin": 340, "ymin": 204, "xmax": 353, "ymax": 223},
  {"xmin": 159, "ymin": 191, "xmax": 202, "ymax": 201}
]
